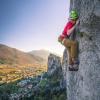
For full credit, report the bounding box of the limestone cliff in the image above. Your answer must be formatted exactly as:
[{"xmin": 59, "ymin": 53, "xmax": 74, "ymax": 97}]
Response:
[
  {"xmin": 48, "ymin": 54, "xmax": 66, "ymax": 88},
  {"xmin": 62, "ymin": 0, "xmax": 100, "ymax": 100}
]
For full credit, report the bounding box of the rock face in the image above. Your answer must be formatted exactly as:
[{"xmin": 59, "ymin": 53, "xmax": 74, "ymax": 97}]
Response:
[
  {"xmin": 47, "ymin": 54, "xmax": 62, "ymax": 76},
  {"xmin": 62, "ymin": 0, "xmax": 100, "ymax": 100},
  {"xmin": 47, "ymin": 54, "xmax": 66, "ymax": 88}
]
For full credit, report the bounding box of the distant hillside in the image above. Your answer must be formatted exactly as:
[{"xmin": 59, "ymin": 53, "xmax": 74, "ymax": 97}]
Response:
[
  {"xmin": 29, "ymin": 50, "xmax": 50, "ymax": 62},
  {"xmin": 0, "ymin": 44, "xmax": 44, "ymax": 66}
]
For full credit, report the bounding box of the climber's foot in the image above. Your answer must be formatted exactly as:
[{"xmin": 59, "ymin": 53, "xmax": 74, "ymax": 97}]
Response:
[
  {"xmin": 73, "ymin": 64, "xmax": 79, "ymax": 71},
  {"xmin": 69, "ymin": 65, "xmax": 74, "ymax": 71},
  {"xmin": 69, "ymin": 64, "xmax": 79, "ymax": 71}
]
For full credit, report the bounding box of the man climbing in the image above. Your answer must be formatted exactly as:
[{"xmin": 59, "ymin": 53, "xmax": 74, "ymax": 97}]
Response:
[{"xmin": 58, "ymin": 10, "xmax": 79, "ymax": 71}]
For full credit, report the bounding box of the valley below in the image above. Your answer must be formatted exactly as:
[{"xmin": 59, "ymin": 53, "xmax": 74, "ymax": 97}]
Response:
[{"xmin": 0, "ymin": 64, "xmax": 47, "ymax": 84}]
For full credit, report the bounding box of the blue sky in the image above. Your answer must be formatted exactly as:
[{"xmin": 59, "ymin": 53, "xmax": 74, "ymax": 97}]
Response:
[{"xmin": 0, "ymin": 0, "xmax": 70, "ymax": 55}]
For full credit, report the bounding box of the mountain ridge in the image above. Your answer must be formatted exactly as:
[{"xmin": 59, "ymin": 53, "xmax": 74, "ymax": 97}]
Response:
[
  {"xmin": 0, "ymin": 44, "xmax": 45, "ymax": 66},
  {"xmin": 29, "ymin": 49, "xmax": 50, "ymax": 62}
]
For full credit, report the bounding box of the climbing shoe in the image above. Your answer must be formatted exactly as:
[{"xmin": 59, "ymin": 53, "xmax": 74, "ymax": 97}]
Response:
[
  {"xmin": 69, "ymin": 66, "xmax": 79, "ymax": 71},
  {"xmin": 68, "ymin": 60, "xmax": 79, "ymax": 71},
  {"xmin": 68, "ymin": 64, "xmax": 77, "ymax": 71},
  {"xmin": 73, "ymin": 64, "xmax": 79, "ymax": 71},
  {"xmin": 69, "ymin": 65, "xmax": 74, "ymax": 71}
]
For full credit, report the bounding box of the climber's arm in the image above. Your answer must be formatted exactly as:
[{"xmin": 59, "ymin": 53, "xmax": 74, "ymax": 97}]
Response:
[
  {"xmin": 67, "ymin": 25, "xmax": 76, "ymax": 36},
  {"xmin": 67, "ymin": 20, "xmax": 80, "ymax": 36}
]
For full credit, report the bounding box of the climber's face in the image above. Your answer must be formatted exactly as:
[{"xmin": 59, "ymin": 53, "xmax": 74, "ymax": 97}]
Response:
[{"xmin": 70, "ymin": 19, "xmax": 77, "ymax": 24}]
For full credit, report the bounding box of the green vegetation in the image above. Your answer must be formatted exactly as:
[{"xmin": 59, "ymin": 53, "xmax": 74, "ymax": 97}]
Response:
[
  {"xmin": 38, "ymin": 79, "xmax": 48, "ymax": 88},
  {"xmin": 0, "ymin": 59, "xmax": 5, "ymax": 64},
  {"xmin": 0, "ymin": 71, "xmax": 66, "ymax": 100},
  {"xmin": 0, "ymin": 81, "xmax": 19, "ymax": 94},
  {"xmin": 25, "ymin": 72, "xmax": 66, "ymax": 100},
  {"xmin": 0, "ymin": 81, "xmax": 19, "ymax": 99}
]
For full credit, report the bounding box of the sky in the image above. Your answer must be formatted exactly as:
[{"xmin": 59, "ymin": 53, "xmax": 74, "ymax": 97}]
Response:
[{"xmin": 0, "ymin": 0, "xmax": 70, "ymax": 56}]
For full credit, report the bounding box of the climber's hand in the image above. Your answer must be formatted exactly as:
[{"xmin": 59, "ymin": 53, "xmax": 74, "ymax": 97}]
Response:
[{"xmin": 58, "ymin": 36, "xmax": 63, "ymax": 43}]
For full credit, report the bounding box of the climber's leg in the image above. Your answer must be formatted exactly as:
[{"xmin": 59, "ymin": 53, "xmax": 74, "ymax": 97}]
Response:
[
  {"xmin": 62, "ymin": 39, "xmax": 79, "ymax": 71},
  {"xmin": 62, "ymin": 38, "xmax": 72, "ymax": 47},
  {"xmin": 67, "ymin": 47, "xmax": 73, "ymax": 65},
  {"xmin": 62, "ymin": 39, "xmax": 78, "ymax": 61},
  {"xmin": 58, "ymin": 37, "xmax": 73, "ymax": 65},
  {"xmin": 62, "ymin": 38, "xmax": 75, "ymax": 70},
  {"xmin": 70, "ymin": 41, "xmax": 79, "ymax": 71},
  {"xmin": 71, "ymin": 40, "xmax": 78, "ymax": 58},
  {"xmin": 58, "ymin": 37, "xmax": 75, "ymax": 65},
  {"xmin": 62, "ymin": 38, "xmax": 73, "ymax": 65}
]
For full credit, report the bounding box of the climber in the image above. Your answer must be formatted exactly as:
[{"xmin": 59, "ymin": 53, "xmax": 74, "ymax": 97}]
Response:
[{"xmin": 58, "ymin": 10, "xmax": 79, "ymax": 71}]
